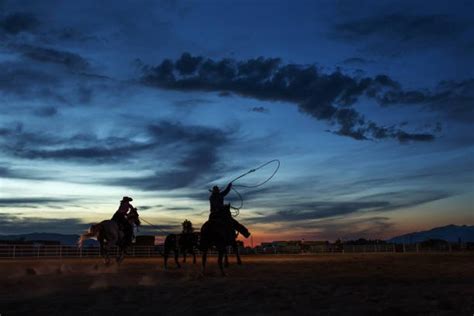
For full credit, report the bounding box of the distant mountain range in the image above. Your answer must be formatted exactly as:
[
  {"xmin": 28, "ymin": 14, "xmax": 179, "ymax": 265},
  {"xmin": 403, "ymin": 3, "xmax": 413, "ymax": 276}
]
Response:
[
  {"xmin": 0, "ymin": 232, "xmax": 98, "ymax": 246},
  {"xmin": 388, "ymin": 225, "xmax": 474, "ymax": 244}
]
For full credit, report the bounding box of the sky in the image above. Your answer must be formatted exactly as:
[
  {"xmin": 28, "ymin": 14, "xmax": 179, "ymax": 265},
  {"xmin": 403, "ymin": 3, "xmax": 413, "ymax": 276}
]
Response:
[{"xmin": 0, "ymin": 0, "xmax": 473, "ymax": 245}]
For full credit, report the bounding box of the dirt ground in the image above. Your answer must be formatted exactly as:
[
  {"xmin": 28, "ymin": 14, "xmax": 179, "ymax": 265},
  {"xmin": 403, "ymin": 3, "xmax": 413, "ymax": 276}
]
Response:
[{"xmin": 1, "ymin": 253, "xmax": 473, "ymax": 315}]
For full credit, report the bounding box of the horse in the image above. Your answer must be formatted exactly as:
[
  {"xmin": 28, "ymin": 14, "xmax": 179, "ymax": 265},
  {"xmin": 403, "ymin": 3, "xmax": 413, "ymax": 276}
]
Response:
[
  {"xmin": 200, "ymin": 204, "xmax": 248, "ymax": 275},
  {"xmin": 78, "ymin": 208, "xmax": 140, "ymax": 265},
  {"xmin": 163, "ymin": 232, "xmax": 200, "ymax": 268}
]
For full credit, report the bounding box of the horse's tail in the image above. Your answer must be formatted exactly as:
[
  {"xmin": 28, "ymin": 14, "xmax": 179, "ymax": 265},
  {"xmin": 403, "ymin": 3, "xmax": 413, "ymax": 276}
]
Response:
[{"xmin": 78, "ymin": 223, "xmax": 102, "ymax": 248}]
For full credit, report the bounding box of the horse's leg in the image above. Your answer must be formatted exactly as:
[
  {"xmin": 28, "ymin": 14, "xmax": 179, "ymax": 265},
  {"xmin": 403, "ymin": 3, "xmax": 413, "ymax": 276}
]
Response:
[
  {"xmin": 99, "ymin": 239, "xmax": 109, "ymax": 265},
  {"xmin": 224, "ymin": 250, "xmax": 229, "ymax": 267},
  {"xmin": 218, "ymin": 250, "xmax": 226, "ymax": 276},
  {"xmin": 182, "ymin": 249, "xmax": 186, "ymax": 263},
  {"xmin": 116, "ymin": 245, "xmax": 125, "ymax": 264},
  {"xmin": 103, "ymin": 243, "xmax": 111, "ymax": 266},
  {"xmin": 164, "ymin": 247, "xmax": 169, "ymax": 269},
  {"xmin": 201, "ymin": 250, "xmax": 207, "ymax": 274},
  {"xmin": 112, "ymin": 232, "xmax": 124, "ymax": 264},
  {"xmin": 174, "ymin": 249, "xmax": 181, "ymax": 268},
  {"xmin": 192, "ymin": 250, "xmax": 196, "ymax": 264},
  {"xmin": 233, "ymin": 243, "xmax": 242, "ymax": 265}
]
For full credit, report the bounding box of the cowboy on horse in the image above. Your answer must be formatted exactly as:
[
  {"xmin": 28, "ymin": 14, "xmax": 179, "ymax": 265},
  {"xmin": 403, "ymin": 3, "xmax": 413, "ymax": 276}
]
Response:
[
  {"xmin": 209, "ymin": 182, "xmax": 250, "ymax": 238},
  {"xmin": 111, "ymin": 196, "xmax": 135, "ymax": 247}
]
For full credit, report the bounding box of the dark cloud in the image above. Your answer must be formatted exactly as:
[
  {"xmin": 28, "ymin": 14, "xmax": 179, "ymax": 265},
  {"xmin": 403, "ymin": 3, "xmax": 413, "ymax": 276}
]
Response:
[
  {"xmin": 0, "ymin": 12, "xmax": 39, "ymax": 35},
  {"xmin": 0, "ymin": 60, "xmax": 108, "ymax": 105},
  {"xmin": 246, "ymin": 189, "xmax": 452, "ymax": 224},
  {"xmin": 341, "ymin": 57, "xmax": 372, "ymax": 66},
  {"xmin": 246, "ymin": 201, "xmax": 388, "ymax": 223},
  {"xmin": 173, "ymin": 98, "xmax": 212, "ymax": 107},
  {"xmin": 166, "ymin": 206, "xmax": 194, "ymax": 211},
  {"xmin": 141, "ymin": 53, "xmax": 435, "ymax": 142},
  {"xmin": 250, "ymin": 106, "xmax": 269, "ymax": 114},
  {"xmin": 0, "ymin": 61, "xmax": 65, "ymax": 101},
  {"xmin": 147, "ymin": 120, "xmax": 229, "ymax": 145},
  {"xmin": 331, "ymin": 13, "xmax": 468, "ymax": 45},
  {"xmin": 0, "ymin": 165, "xmax": 48, "ymax": 180},
  {"xmin": 295, "ymin": 216, "xmax": 395, "ymax": 241},
  {"xmin": 32, "ymin": 106, "xmax": 58, "ymax": 117},
  {"xmin": 0, "ymin": 213, "xmax": 88, "ymax": 234},
  {"xmin": 376, "ymin": 79, "xmax": 474, "ymax": 124},
  {"xmin": 107, "ymin": 121, "xmax": 235, "ymax": 190},
  {"xmin": 357, "ymin": 190, "xmax": 453, "ymax": 212},
  {"xmin": 53, "ymin": 27, "xmax": 101, "ymax": 43},
  {"xmin": 0, "ymin": 124, "xmax": 153, "ymax": 163},
  {"xmin": 0, "ymin": 197, "xmax": 75, "ymax": 207},
  {"xmin": 13, "ymin": 44, "xmax": 90, "ymax": 71}
]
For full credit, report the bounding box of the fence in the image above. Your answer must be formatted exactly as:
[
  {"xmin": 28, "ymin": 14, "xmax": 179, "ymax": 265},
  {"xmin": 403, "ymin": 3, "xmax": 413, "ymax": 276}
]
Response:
[
  {"xmin": 0, "ymin": 243, "xmax": 468, "ymax": 259},
  {"xmin": 0, "ymin": 245, "xmax": 164, "ymax": 259}
]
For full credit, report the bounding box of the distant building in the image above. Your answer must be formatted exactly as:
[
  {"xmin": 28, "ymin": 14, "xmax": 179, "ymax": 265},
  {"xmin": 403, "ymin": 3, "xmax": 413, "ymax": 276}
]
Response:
[{"xmin": 134, "ymin": 235, "xmax": 155, "ymax": 246}]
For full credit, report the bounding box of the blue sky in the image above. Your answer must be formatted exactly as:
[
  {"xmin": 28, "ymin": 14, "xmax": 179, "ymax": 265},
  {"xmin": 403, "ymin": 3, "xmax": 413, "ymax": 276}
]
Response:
[{"xmin": 0, "ymin": 0, "xmax": 473, "ymax": 243}]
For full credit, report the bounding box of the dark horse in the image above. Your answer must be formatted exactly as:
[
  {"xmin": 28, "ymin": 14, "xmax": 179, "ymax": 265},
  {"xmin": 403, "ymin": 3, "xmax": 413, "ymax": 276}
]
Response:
[
  {"xmin": 164, "ymin": 220, "xmax": 200, "ymax": 268},
  {"xmin": 200, "ymin": 204, "xmax": 248, "ymax": 275},
  {"xmin": 78, "ymin": 208, "xmax": 140, "ymax": 265}
]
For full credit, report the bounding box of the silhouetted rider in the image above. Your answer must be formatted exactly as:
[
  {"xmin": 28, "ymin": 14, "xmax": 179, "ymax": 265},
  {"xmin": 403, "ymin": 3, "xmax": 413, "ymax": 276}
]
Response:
[
  {"xmin": 111, "ymin": 196, "xmax": 134, "ymax": 246},
  {"xmin": 209, "ymin": 183, "xmax": 250, "ymax": 238}
]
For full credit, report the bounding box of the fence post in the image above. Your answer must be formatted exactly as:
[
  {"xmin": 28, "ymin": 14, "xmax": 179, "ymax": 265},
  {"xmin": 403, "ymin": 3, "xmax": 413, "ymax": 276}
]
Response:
[
  {"xmin": 60, "ymin": 245, "xmax": 62, "ymax": 258},
  {"xmin": 13, "ymin": 245, "xmax": 16, "ymax": 258},
  {"xmin": 37, "ymin": 246, "xmax": 40, "ymax": 258},
  {"xmin": 416, "ymin": 243, "xmax": 419, "ymax": 253}
]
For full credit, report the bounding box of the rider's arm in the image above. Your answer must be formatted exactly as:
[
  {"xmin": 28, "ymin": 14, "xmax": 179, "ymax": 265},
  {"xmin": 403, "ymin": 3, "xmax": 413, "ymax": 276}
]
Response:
[
  {"xmin": 221, "ymin": 182, "xmax": 232, "ymax": 197},
  {"xmin": 126, "ymin": 203, "xmax": 134, "ymax": 215}
]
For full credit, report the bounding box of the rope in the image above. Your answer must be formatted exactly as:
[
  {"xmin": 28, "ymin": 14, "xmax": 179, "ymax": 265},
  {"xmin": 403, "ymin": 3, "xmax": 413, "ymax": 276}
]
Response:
[
  {"xmin": 230, "ymin": 159, "xmax": 280, "ymax": 188},
  {"xmin": 140, "ymin": 218, "xmax": 169, "ymax": 235},
  {"xmin": 228, "ymin": 159, "xmax": 280, "ymax": 216}
]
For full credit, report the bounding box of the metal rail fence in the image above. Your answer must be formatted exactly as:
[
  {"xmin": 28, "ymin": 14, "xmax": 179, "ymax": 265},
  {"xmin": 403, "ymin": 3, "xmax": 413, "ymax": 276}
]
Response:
[
  {"xmin": 0, "ymin": 243, "xmax": 467, "ymax": 259},
  {"xmin": 0, "ymin": 245, "xmax": 164, "ymax": 259}
]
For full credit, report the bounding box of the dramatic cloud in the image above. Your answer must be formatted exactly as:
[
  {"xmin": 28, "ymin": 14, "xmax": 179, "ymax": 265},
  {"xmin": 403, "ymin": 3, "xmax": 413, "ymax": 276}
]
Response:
[
  {"xmin": 0, "ymin": 124, "xmax": 151, "ymax": 163},
  {"xmin": 141, "ymin": 53, "xmax": 435, "ymax": 142},
  {"xmin": 107, "ymin": 121, "xmax": 235, "ymax": 190},
  {"xmin": 0, "ymin": 213, "xmax": 88, "ymax": 234},
  {"xmin": 247, "ymin": 201, "xmax": 389, "ymax": 223},
  {"xmin": 376, "ymin": 79, "xmax": 474, "ymax": 123},
  {"xmin": 246, "ymin": 190, "xmax": 452, "ymax": 224},
  {"xmin": 0, "ymin": 12, "xmax": 39, "ymax": 35},
  {"xmin": 12, "ymin": 44, "xmax": 90, "ymax": 71}
]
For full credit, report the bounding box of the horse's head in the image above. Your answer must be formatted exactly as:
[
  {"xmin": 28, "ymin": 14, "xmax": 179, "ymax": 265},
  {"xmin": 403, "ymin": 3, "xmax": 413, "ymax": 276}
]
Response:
[{"xmin": 128, "ymin": 207, "xmax": 141, "ymax": 226}]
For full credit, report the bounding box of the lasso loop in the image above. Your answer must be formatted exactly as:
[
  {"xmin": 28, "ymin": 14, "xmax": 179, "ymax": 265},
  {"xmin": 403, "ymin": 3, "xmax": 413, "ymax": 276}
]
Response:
[{"xmin": 229, "ymin": 159, "xmax": 280, "ymax": 216}]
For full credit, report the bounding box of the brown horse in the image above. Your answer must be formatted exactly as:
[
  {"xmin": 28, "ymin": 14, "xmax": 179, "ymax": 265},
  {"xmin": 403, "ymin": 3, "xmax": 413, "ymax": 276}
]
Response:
[
  {"xmin": 78, "ymin": 208, "xmax": 141, "ymax": 265},
  {"xmin": 164, "ymin": 220, "xmax": 199, "ymax": 268},
  {"xmin": 200, "ymin": 205, "xmax": 248, "ymax": 275},
  {"xmin": 163, "ymin": 232, "xmax": 200, "ymax": 268}
]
